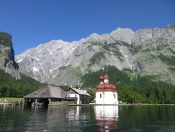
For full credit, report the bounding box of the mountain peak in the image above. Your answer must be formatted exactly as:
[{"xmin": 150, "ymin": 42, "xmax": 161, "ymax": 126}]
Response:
[
  {"xmin": 84, "ymin": 27, "xmax": 134, "ymax": 44},
  {"xmin": 16, "ymin": 25, "xmax": 175, "ymax": 85},
  {"xmin": 109, "ymin": 28, "xmax": 134, "ymax": 44}
]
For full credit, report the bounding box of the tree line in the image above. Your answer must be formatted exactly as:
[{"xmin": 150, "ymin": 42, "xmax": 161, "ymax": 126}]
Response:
[
  {"xmin": 0, "ymin": 70, "xmax": 45, "ymax": 97},
  {"xmin": 81, "ymin": 66, "xmax": 175, "ymax": 104}
]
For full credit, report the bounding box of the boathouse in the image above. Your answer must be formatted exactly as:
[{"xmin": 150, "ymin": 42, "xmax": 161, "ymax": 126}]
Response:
[
  {"xmin": 66, "ymin": 87, "xmax": 90, "ymax": 104},
  {"xmin": 24, "ymin": 85, "xmax": 75, "ymax": 107}
]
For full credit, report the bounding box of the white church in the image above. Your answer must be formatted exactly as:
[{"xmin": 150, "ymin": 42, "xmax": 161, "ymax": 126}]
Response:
[{"xmin": 95, "ymin": 74, "xmax": 118, "ymax": 104}]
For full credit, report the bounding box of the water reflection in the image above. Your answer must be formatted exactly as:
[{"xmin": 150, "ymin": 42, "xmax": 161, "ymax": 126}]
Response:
[
  {"xmin": 1, "ymin": 105, "xmax": 175, "ymax": 132},
  {"xmin": 66, "ymin": 106, "xmax": 80, "ymax": 120},
  {"xmin": 95, "ymin": 105, "xmax": 119, "ymax": 132}
]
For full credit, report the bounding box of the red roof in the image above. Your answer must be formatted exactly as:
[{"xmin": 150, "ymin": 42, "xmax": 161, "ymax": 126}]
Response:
[
  {"xmin": 103, "ymin": 74, "xmax": 109, "ymax": 79},
  {"xmin": 96, "ymin": 84, "xmax": 117, "ymax": 91},
  {"xmin": 99, "ymin": 75, "xmax": 104, "ymax": 80},
  {"xmin": 96, "ymin": 74, "xmax": 118, "ymax": 92}
]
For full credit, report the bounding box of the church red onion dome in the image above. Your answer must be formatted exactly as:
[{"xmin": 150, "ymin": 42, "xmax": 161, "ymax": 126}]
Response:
[
  {"xmin": 99, "ymin": 75, "xmax": 104, "ymax": 81},
  {"xmin": 103, "ymin": 74, "xmax": 109, "ymax": 79},
  {"xmin": 96, "ymin": 75, "xmax": 117, "ymax": 92}
]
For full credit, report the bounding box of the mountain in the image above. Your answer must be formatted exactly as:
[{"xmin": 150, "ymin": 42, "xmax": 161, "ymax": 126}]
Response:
[
  {"xmin": 0, "ymin": 32, "xmax": 20, "ymax": 78},
  {"xmin": 16, "ymin": 25, "xmax": 175, "ymax": 87},
  {"xmin": 0, "ymin": 32, "xmax": 45, "ymax": 97}
]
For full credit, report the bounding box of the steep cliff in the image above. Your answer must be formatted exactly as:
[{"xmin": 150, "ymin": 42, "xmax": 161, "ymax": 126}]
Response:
[
  {"xmin": 0, "ymin": 32, "xmax": 20, "ymax": 78},
  {"xmin": 0, "ymin": 32, "xmax": 45, "ymax": 97}
]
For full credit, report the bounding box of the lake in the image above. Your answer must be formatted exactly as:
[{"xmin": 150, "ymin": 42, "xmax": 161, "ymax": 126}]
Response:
[{"xmin": 0, "ymin": 105, "xmax": 175, "ymax": 132}]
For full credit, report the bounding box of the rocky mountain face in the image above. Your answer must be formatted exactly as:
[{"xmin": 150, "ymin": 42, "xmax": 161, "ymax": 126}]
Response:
[
  {"xmin": 16, "ymin": 25, "xmax": 175, "ymax": 86},
  {"xmin": 0, "ymin": 32, "xmax": 20, "ymax": 79}
]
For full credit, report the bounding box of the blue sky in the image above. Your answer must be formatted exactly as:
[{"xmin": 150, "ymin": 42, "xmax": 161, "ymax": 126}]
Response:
[{"xmin": 0, "ymin": 0, "xmax": 175, "ymax": 55}]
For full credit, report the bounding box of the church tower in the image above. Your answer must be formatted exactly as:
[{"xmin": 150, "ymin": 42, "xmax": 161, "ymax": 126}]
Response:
[{"xmin": 95, "ymin": 74, "xmax": 118, "ymax": 104}]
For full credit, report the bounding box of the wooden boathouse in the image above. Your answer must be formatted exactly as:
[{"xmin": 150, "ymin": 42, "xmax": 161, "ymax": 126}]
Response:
[{"xmin": 24, "ymin": 85, "xmax": 76, "ymax": 107}]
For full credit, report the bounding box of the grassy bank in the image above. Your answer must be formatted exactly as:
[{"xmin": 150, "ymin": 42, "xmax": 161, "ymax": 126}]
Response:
[{"xmin": 0, "ymin": 97, "xmax": 24, "ymax": 103}]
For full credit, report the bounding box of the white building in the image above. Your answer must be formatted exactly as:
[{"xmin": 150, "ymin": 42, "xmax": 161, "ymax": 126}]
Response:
[
  {"xmin": 95, "ymin": 74, "xmax": 118, "ymax": 104},
  {"xmin": 66, "ymin": 88, "xmax": 90, "ymax": 104}
]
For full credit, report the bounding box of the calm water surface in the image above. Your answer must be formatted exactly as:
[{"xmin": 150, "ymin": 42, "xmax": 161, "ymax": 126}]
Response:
[{"xmin": 0, "ymin": 105, "xmax": 175, "ymax": 132}]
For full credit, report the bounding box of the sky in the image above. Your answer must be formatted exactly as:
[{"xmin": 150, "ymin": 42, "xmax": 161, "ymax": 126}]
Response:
[{"xmin": 0, "ymin": 0, "xmax": 175, "ymax": 55}]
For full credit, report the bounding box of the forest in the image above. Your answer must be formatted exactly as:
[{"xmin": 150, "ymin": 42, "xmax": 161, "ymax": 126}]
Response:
[
  {"xmin": 0, "ymin": 70, "xmax": 45, "ymax": 97},
  {"xmin": 81, "ymin": 66, "xmax": 175, "ymax": 104},
  {"xmin": 1, "ymin": 66, "xmax": 175, "ymax": 104}
]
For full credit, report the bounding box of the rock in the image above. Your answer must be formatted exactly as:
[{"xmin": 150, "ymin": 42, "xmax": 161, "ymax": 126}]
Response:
[
  {"xmin": 16, "ymin": 25, "xmax": 175, "ymax": 85},
  {"xmin": 0, "ymin": 32, "xmax": 20, "ymax": 79}
]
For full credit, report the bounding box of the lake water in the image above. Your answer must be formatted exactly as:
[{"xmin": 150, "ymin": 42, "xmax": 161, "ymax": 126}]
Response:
[{"xmin": 0, "ymin": 105, "xmax": 175, "ymax": 132}]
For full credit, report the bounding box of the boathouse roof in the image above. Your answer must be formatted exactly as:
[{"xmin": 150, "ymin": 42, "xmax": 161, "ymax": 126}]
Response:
[
  {"xmin": 24, "ymin": 85, "xmax": 66, "ymax": 99},
  {"xmin": 67, "ymin": 88, "xmax": 90, "ymax": 96}
]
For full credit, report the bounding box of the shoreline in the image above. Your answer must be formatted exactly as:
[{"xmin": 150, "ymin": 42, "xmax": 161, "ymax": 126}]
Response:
[
  {"xmin": 67, "ymin": 103, "xmax": 175, "ymax": 106},
  {"xmin": 48, "ymin": 103, "xmax": 175, "ymax": 107},
  {"xmin": 0, "ymin": 102, "xmax": 12, "ymax": 105},
  {"xmin": 0, "ymin": 101, "xmax": 175, "ymax": 106},
  {"xmin": 0, "ymin": 102, "xmax": 175, "ymax": 106}
]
